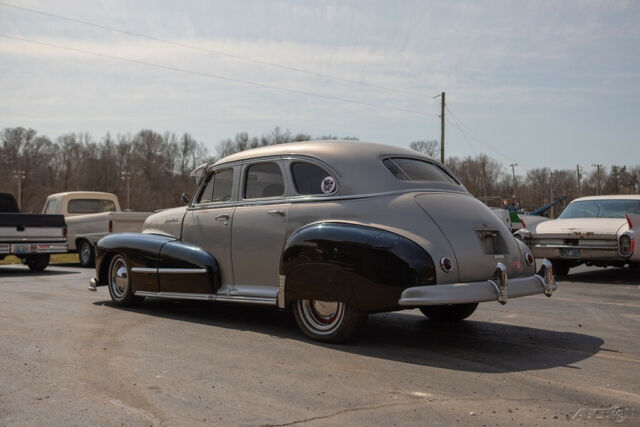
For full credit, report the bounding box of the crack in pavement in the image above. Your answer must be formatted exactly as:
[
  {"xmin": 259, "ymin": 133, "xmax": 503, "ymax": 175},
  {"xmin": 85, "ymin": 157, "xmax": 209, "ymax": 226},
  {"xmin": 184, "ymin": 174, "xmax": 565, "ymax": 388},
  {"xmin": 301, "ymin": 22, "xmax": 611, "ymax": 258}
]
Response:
[{"xmin": 264, "ymin": 401, "xmax": 408, "ymax": 426}]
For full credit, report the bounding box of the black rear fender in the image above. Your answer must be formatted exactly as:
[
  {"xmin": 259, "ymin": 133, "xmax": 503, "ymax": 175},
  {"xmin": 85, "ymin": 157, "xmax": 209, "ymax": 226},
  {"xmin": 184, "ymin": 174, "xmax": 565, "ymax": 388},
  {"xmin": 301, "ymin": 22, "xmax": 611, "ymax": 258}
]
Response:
[{"xmin": 280, "ymin": 222, "xmax": 436, "ymax": 312}]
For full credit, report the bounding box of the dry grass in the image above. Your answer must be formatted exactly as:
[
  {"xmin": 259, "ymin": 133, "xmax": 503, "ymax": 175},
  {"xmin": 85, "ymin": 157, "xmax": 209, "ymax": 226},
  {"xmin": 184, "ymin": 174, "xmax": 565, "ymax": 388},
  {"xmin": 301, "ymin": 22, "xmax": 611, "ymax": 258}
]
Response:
[{"xmin": 0, "ymin": 253, "xmax": 79, "ymax": 265}]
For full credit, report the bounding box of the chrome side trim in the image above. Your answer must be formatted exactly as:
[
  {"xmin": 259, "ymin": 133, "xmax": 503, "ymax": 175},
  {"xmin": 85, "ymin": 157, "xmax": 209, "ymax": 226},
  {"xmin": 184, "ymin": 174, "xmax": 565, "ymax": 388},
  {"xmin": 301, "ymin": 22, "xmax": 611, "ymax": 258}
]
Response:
[
  {"xmin": 186, "ymin": 188, "xmax": 468, "ymax": 210},
  {"xmin": 159, "ymin": 268, "xmax": 208, "ymax": 274},
  {"xmin": 133, "ymin": 291, "xmax": 277, "ymax": 306},
  {"xmin": 130, "ymin": 267, "xmax": 157, "ymax": 273},
  {"xmin": 130, "ymin": 267, "xmax": 208, "ymax": 274},
  {"xmin": 277, "ymin": 274, "xmax": 286, "ymax": 309},
  {"xmin": 533, "ymin": 244, "xmax": 617, "ymax": 250}
]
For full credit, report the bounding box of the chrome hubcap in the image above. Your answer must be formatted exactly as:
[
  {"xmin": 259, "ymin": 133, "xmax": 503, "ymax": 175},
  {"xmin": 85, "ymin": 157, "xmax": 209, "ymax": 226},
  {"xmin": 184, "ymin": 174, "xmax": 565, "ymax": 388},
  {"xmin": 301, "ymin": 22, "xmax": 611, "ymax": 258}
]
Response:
[
  {"xmin": 299, "ymin": 300, "xmax": 344, "ymax": 334},
  {"xmin": 109, "ymin": 256, "xmax": 128, "ymax": 299},
  {"xmin": 80, "ymin": 243, "xmax": 91, "ymax": 263}
]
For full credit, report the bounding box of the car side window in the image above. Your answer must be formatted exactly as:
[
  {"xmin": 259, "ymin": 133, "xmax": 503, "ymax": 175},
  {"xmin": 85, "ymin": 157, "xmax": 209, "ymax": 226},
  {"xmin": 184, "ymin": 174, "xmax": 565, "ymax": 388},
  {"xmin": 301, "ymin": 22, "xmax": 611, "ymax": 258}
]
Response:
[
  {"xmin": 291, "ymin": 162, "xmax": 336, "ymax": 195},
  {"xmin": 212, "ymin": 169, "xmax": 234, "ymax": 202},
  {"xmin": 43, "ymin": 199, "xmax": 58, "ymax": 214},
  {"xmin": 196, "ymin": 168, "xmax": 234, "ymax": 204},
  {"xmin": 196, "ymin": 173, "xmax": 215, "ymax": 204},
  {"xmin": 244, "ymin": 162, "xmax": 284, "ymax": 199}
]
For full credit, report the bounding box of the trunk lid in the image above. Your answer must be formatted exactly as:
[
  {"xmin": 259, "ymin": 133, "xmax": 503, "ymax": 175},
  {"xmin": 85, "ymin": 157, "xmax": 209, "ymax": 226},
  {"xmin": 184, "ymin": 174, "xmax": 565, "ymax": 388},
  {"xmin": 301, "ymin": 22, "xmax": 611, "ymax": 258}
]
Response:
[
  {"xmin": 532, "ymin": 218, "xmax": 626, "ymax": 239},
  {"xmin": 415, "ymin": 192, "xmax": 524, "ymax": 282}
]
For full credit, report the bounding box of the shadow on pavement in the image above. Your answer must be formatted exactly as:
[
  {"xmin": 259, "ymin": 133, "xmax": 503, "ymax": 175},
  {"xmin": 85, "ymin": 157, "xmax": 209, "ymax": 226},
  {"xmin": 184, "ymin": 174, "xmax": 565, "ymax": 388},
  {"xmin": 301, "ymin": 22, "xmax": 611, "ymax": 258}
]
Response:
[
  {"xmin": 564, "ymin": 266, "xmax": 640, "ymax": 285},
  {"xmin": 0, "ymin": 266, "xmax": 81, "ymax": 276},
  {"xmin": 94, "ymin": 298, "xmax": 604, "ymax": 374}
]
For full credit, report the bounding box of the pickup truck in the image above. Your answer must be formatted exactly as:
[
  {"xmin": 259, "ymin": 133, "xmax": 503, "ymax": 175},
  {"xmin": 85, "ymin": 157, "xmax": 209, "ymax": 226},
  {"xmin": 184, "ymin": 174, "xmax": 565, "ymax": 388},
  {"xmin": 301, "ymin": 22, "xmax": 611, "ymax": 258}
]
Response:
[
  {"xmin": 42, "ymin": 192, "xmax": 152, "ymax": 267},
  {"xmin": 0, "ymin": 192, "xmax": 67, "ymax": 271}
]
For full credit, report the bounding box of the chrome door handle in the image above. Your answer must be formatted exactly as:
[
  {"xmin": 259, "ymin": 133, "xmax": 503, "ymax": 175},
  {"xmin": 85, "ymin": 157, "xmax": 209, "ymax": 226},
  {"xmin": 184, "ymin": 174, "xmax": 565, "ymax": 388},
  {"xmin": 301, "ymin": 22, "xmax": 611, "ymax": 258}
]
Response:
[
  {"xmin": 215, "ymin": 214, "xmax": 230, "ymax": 223},
  {"xmin": 267, "ymin": 210, "xmax": 285, "ymax": 217}
]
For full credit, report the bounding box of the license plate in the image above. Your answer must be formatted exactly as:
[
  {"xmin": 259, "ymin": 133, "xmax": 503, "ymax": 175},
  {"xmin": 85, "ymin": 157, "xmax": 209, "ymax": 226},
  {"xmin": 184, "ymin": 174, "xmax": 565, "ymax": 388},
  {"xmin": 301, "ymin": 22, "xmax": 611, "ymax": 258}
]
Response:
[
  {"xmin": 560, "ymin": 248, "xmax": 580, "ymax": 258},
  {"xmin": 12, "ymin": 244, "xmax": 33, "ymax": 254}
]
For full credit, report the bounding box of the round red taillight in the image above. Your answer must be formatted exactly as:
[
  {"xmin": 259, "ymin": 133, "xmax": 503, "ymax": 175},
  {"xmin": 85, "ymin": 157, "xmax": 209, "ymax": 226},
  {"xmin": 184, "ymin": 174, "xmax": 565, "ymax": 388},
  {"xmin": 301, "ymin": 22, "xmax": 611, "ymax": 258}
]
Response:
[
  {"xmin": 440, "ymin": 257, "xmax": 453, "ymax": 272},
  {"xmin": 619, "ymin": 235, "xmax": 632, "ymax": 257},
  {"xmin": 525, "ymin": 252, "xmax": 534, "ymax": 266}
]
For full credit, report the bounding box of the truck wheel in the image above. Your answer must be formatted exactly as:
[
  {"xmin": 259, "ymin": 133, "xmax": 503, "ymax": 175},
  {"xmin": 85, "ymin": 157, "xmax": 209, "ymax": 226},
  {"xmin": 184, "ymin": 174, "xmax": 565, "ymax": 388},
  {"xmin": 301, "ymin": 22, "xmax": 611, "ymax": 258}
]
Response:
[
  {"xmin": 551, "ymin": 260, "xmax": 570, "ymax": 277},
  {"xmin": 78, "ymin": 240, "xmax": 95, "ymax": 267},
  {"xmin": 107, "ymin": 254, "xmax": 144, "ymax": 307},
  {"xmin": 419, "ymin": 303, "xmax": 478, "ymax": 322},
  {"xmin": 293, "ymin": 300, "xmax": 368, "ymax": 343},
  {"xmin": 22, "ymin": 254, "xmax": 50, "ymax": 272}
]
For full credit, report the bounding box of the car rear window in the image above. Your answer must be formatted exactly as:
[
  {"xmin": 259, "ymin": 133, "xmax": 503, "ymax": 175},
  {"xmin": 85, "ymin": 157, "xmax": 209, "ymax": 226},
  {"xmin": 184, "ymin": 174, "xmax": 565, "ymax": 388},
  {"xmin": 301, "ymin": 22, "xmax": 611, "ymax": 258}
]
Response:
[
  {"xmin": 245, "ymin": 162, "xmax": 285, "ymax": 199},
  {"xmin": 383, "ymin": 158, "xmax": 457, "ymax": 184},
  {"xmin": 67, "ymin": 199, "xmax": 116, "ymax": 213},
  {"xmin": 291, "ymin": 162, "xmax": 336, "ymax": 195}
]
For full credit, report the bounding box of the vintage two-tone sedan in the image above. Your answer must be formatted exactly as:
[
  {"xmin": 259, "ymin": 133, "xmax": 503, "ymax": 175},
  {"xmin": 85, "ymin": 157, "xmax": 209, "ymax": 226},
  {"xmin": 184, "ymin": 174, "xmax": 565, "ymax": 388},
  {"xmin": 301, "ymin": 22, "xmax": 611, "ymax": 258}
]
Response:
[
  {"xmin": 515, "ymin": 195, "xmax": 640, "ymax": 276},
  {"xmin": 89, "ymin": 141, "xmax": 556, "ymax": 342}
]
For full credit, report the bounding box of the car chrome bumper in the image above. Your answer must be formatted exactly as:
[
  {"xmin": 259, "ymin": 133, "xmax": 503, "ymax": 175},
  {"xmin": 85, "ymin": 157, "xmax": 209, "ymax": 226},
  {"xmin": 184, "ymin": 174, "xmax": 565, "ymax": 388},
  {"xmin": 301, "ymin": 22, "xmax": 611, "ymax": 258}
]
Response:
[
  {"xmin": 398, "ymin": 259, "xmax": 557, "ymax": 306},
  {"xmin": 1, "ymin": 243, "xmax": 68, "ymax": 255}
]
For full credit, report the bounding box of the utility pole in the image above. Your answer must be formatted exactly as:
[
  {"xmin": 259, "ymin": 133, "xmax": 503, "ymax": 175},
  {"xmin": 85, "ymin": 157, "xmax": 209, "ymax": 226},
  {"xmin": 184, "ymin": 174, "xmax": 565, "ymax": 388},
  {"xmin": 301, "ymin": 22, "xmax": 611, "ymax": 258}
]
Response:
[
  {"xmin": 509, "ymin": 163, "xmax": 518, "ymax": 204},
  {"xmin": 13, "ymin": 170, "xmax": 26, "ymax": 210},
  {"xmin": 549, "ymin": 172, "xmax": 555, "ymax": 218},
  {"xmin": 481, "ymin": 158, "xmax": 487, "ymax": 199},
  {"xmin": 591, "ymin": 163, "xmax": 603, "ymax": 195},
  {"xmin": 434, "ymin": 92, "xmax": 445, "ymax": 164},
  {"xmin": 576, "ymin": 164, "xmax": 582, "ymax": 196},
  {"xmin": 120, "ymin": 171, "xmax": 132, "ymax": 210}
]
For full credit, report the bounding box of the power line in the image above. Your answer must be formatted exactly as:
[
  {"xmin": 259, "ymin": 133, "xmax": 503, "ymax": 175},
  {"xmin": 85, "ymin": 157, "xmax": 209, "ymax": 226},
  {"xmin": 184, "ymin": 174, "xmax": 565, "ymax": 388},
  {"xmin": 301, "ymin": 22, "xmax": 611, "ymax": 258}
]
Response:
[
  {"xmin": 0, "ymin": 33, "xmax": 434, "ymax": 117},
  {"xmin": 445, "ymin": 116, "xmax": 478, "ymax": 156},
  {"xmin": 0, "ymin": 1, "xmax": 434, "ymax": 99},
  {"xmin": 444, "ymin": 104, "xmax": 516, "ymax": 163}
]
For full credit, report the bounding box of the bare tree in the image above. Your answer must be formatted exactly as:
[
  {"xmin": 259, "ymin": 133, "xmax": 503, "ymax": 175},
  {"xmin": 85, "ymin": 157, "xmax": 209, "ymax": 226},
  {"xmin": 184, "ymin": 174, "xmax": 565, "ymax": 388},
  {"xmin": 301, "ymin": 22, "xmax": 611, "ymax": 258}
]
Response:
[{"xmin": 410, "ymin": 140, "xmax": 439, "ymax": 158}]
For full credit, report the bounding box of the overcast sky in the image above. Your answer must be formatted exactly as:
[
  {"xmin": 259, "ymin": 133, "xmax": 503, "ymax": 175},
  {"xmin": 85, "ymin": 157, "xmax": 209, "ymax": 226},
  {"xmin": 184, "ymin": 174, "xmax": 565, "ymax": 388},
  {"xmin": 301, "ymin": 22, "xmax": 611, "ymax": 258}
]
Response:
[{"xmin": 1, "ymin": 0, "xmax": 639, "ymax": 172}]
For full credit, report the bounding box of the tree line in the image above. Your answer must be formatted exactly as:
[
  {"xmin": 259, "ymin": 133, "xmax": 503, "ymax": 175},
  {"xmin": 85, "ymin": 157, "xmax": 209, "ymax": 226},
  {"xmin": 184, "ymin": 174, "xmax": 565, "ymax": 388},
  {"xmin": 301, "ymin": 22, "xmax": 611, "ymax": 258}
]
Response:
[{"xmin": 1, "ymin": 127, "xmax": 638, "ymax": 215}]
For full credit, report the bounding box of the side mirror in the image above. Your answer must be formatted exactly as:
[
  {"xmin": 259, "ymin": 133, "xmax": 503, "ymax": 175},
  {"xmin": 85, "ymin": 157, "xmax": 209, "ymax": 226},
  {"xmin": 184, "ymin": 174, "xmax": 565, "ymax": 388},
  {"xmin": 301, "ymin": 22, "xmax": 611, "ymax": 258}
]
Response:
[{"xmin": 181, "ymin": 193, "xmax": 191, "ymax": 205}]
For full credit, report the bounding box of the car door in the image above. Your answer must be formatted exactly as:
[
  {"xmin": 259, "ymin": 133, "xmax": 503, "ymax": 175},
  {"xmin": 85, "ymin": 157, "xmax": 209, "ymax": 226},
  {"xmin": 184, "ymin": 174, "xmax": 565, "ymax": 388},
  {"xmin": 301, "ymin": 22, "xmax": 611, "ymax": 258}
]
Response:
[
  {"xmin": 231, "ymin": 159, "xmax": 289, "ymax": 299},
  {"xmin": 176, "ymin": 166, "xmax": 237, "ymax": 294}
]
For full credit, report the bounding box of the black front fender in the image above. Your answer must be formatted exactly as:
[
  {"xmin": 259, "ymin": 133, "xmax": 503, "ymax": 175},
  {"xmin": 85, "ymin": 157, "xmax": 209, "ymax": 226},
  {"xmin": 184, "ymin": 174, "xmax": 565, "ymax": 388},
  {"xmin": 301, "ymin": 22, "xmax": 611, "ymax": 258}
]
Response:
[
  {"xmin": 280, "ymin": 222, "xmax": 436, "ymax": 312},
  {"xmin": 95, "ymin": 233, "xmax": 220, "ymax": 293}
]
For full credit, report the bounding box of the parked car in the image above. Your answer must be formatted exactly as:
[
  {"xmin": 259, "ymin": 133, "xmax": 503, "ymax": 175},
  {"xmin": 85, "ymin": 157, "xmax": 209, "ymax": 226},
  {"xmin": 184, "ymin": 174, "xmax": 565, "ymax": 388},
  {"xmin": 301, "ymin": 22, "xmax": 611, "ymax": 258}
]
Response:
[
  {"xmin": 89, "ymin": 141, "xmax": 556, "ymax": 342},
  {"xmin": 516, "ymin": 195, "xmax": 640, "ymax": 276},
  {"xmin": 42, "ymin": 192, "xmax": 152, "ymax": 267},
  {"xmin": 0, "ymin": 193, "xmax": 67, "ymax": 271}
]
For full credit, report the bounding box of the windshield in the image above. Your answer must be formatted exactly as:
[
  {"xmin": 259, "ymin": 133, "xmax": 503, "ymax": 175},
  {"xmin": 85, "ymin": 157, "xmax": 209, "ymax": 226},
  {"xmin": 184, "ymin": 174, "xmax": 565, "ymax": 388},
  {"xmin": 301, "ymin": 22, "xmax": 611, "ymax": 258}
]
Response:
[{"xmin": 559, "ymin": 199, "xmax": 640, "ymax": 219}]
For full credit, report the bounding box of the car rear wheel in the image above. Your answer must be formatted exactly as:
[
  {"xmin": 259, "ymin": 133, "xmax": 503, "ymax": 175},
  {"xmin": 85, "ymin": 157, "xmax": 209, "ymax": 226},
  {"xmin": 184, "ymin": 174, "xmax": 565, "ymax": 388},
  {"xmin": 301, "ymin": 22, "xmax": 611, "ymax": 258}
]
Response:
[
  {"xmin": 419, "ymin": 303, "xmax": 478, "ymax": 322},
  {"xmin": 107, "ymin": 254, "xmax": 143, "ymax": 306},
  {"xmin": 78, "ymin": 240, "xmax": 95, "ymax": 267},
  {"xmin": 293, "ymin": 299, "xmax": 367, "ymax": 343},
  {"xmin": 22, "ymin": 254, "xmax": 50, "ymax": 272},
  {"xmin": 551, "ymin": 260, "xmax": 570, "ymax": 277}
]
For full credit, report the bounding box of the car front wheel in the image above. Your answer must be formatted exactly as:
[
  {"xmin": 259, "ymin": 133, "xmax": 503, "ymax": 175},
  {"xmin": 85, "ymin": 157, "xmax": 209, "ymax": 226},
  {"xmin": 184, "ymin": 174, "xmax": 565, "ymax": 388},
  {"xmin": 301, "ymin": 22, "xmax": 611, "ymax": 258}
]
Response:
[
  {"xmin": 293, "ymin": 299, "xmax": 367, "ymax": 343},
  {"xmin": 107, "ymin": 254, "xmax": 143, "ymax": 306},
  {"xmin": 419, "ymin": 303, "xmax": 478, "ymax": 321}
]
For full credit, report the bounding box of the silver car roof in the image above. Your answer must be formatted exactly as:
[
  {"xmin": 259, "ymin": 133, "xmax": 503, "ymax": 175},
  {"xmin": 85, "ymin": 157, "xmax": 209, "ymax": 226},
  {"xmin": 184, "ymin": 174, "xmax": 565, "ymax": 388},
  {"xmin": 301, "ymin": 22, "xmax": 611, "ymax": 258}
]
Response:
[{"xmin": 209, "ymin": 140, "xmax": 466, "ymax": 196}]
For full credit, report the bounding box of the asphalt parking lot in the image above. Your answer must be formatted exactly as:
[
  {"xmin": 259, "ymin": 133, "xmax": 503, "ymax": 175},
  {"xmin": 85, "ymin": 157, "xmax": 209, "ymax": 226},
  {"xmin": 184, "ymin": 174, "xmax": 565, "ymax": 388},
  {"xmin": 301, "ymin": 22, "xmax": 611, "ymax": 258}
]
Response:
[{"xmin": 1, "ymin": 263, "xmax": 639, "ymax": 426}]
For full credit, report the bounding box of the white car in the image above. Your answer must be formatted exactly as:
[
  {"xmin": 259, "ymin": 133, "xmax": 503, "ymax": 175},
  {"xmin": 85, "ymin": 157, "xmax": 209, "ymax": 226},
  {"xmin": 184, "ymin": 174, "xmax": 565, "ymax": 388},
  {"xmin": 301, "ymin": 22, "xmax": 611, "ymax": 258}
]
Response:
[
  {"xmin": 516, "ymin": 195, "xmax": 640, "ymax": 276},
  {"xmin": 42, "ymin": 192, "xmax": 151, "ymax": 267}
]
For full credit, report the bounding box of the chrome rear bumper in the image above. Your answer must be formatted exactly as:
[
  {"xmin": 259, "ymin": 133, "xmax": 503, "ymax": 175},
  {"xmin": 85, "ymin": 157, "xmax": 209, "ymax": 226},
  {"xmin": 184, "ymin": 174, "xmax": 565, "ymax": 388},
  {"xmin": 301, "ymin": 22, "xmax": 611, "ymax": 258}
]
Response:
[
  {"xmin": 398, "ymin": 259, "xmax": 556, "ymax": 306},
  {"xmin": 0, "ymin": 242, "xmax": 67, "ymax": 255}
]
